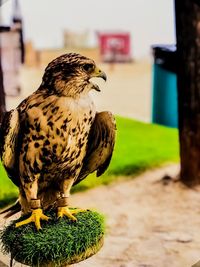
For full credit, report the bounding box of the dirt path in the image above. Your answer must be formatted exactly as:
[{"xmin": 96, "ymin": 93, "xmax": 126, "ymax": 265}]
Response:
[
  {"xmin": 74, "ymin": 164, "xmax": 200, "ymax": 267},
  {"xmin": 2, "ymin": 164, "xmax": 200, "ymax": 267}
]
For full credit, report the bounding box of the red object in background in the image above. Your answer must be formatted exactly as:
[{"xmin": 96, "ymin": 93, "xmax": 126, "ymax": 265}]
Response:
[{"xmin": 98, "ymin": 32, "xmax": 131, "ymax": 63}]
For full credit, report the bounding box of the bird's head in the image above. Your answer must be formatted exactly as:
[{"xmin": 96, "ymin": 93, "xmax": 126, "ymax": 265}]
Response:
[{"xmin": 41, "ymin": 53, "xmax": 107, "ymax": 97}]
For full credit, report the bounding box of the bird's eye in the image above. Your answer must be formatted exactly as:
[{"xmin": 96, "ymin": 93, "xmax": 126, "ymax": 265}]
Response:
[{"xmin": 83, "ymin": 64, "xmax": 94, "ymax": 73}]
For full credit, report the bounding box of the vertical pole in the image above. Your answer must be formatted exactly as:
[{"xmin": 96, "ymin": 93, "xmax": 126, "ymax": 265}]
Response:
[{"xmin": 175, "ymin": 0, "xmax": 200, "ymax": 185}]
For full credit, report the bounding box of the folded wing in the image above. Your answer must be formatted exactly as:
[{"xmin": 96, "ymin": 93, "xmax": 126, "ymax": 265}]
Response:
[
  {"xmin": 75, "ymin": 111, "xmax": 116, "ymax": 185},
  {"xmin": 0, "ymin": 109, "xmax": 20, "ymax": 186}
]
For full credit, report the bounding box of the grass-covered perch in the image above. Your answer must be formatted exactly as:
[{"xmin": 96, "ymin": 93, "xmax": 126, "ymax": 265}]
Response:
[
  {"xmin": 0, "ymin": 117, "xmax": 179, "ymax": 208},
  {"xmin": 1, "ymin": 210, "xmax": 105, "ymax": 266}
]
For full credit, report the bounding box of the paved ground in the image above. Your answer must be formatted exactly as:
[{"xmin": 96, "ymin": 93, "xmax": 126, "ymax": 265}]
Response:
[
  {"xmin": 1, "ymin": 165, "xmax": 200, "ymax": 267},
  {"xmin": 6, "ymin": 60, "xmax": 152, "ymax": 122}
]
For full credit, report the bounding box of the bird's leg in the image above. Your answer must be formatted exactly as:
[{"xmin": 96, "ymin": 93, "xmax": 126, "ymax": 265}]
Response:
[
  {"xmin": 57, "ymin": 178, "xmax": 85, "ymax": 221},
  {"xmin": 16, "ymin": 180, "xmax": 50, "ymax": 230}
]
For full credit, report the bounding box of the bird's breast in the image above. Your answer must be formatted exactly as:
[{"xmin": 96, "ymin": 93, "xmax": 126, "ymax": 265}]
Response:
[
  {"xmin": 54, "ymin": 96, "xmax": 96, "ymax": 160},
  {"xmin": 19, "ymin": 94, "xmax": 96, "ymax": 182}
]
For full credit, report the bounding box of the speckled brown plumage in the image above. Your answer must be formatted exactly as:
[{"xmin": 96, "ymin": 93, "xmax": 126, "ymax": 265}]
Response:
[{"xmin": 0, "ymin": 53, "xmax": 116, "ymax": 226}]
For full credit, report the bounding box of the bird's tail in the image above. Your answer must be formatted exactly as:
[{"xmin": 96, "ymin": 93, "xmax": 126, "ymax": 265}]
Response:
[{"xmin": 0, "ymin": 200, "xmax": 21, "ymax": 218}]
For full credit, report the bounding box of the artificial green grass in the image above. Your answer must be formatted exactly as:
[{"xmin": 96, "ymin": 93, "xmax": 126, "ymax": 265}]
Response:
[
  {"xmin": 0, "ymin": 117, "xmax": 179, "ymax": 206},
  {"xmin": 1, "ymin": 210, "xmax": 105, "ymax": 266}
]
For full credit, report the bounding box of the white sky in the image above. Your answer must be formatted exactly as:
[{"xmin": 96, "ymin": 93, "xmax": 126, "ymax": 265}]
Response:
[{"xmin": 1, "ymin": 0, "xmax": 176, "ymax": 59}]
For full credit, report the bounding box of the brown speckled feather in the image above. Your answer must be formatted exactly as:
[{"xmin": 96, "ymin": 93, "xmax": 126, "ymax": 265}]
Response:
[{"xmin": 75, "ymin": 111, "xmax": 116, "ymax": 185}]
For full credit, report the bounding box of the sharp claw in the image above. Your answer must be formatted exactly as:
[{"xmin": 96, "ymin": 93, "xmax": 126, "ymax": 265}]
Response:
[
  {"xmin": 41, "ymin": 214, "xmax": 50, "ymax": 221},
  {"xmin": 70, "ymin": 209, "xmax": 85, "ymax": 215},
  {"xmin": 57, "ymin": 213, "xmax": 62, "ymax": 219},
  {"xmin": 35, "ymin": 218, "xmax": 41, "ymax": 230},
  {"xmin": 68, "ymin": 214, "xmax": 77, "ymax": 221},
  {"xmin": 57, "ymin": 207, "xmax": 80, "ymax": 221},
  {"xmin": 36, "ymin": 225, "xmax": 42, "ymax": 231},
  {"xmin": 15, "ymin": 209, "xmax": 50, "ymax": 230}
]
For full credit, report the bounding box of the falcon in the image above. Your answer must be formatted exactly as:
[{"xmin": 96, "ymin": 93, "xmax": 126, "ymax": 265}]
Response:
[{"xmin": 0, "ymin": 53, "xmax": 116, "ymax": 230}]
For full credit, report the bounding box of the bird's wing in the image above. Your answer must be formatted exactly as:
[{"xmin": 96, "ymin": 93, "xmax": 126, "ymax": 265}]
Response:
[
  {"xmin": 0, "ymin": 109, "xmax": 20, "ymax": 186},
  {"xmin": 75, "ymin": 111, "xmax": 116, "ymax": 185}
]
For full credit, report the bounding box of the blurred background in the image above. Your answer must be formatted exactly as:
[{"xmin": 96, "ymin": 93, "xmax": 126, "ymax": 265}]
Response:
[{"xmin": 1, "ymin": 0, "xmax": 176, "ymax": 122}]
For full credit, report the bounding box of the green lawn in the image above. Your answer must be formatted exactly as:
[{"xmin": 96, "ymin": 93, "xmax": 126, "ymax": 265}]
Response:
[
  {"xmin": 0, "ymin": 116, "xmax": 179, "ymax": 207},
  {"xmin": 0, "ymin": 166, "xmax": 18, "ymax": 208}
]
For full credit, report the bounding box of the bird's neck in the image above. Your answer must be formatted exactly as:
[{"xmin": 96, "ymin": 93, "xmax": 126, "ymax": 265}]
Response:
[{"xmin": 40, "ymin": 79, "xmax": 92, "ymax": 98}]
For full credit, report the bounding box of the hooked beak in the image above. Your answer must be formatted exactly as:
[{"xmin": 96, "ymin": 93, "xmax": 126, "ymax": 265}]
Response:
[{"xmin": 90, "ymin": 67, "xmax": 107, "ymax": 81}]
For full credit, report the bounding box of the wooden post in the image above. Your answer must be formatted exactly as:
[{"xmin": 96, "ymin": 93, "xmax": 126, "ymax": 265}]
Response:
[{"xmin": 175, "ymin": 0, "xmax": 200, "ymax": 185}]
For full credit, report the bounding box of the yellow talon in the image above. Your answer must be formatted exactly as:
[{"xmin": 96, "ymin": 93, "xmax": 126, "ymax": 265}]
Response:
[
  {"xmin": 57, "ymin": 207, "xmax": 86, "ymax": 221},
  {"xmin": 15, "ymin": 208, "xmax": 50, "ymax": 231}
]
